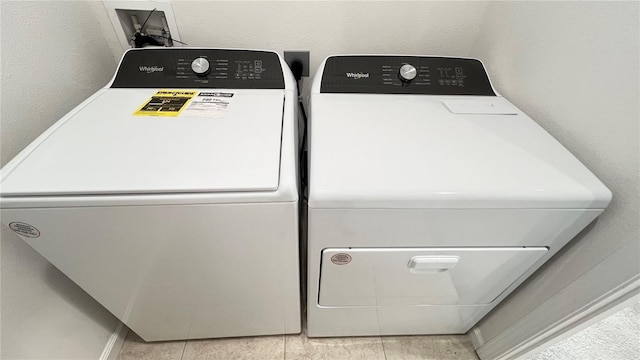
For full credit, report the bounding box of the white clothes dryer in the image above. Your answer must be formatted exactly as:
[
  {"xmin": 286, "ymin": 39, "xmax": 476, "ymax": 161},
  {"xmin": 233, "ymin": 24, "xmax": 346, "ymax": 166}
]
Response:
[
  {"xmin": 306, "ymin": 55, "xmax": 611, "ymax": 337},
  {"xmin": 1, "ymin": 48, "xmax": 301, "ymax": 341}
]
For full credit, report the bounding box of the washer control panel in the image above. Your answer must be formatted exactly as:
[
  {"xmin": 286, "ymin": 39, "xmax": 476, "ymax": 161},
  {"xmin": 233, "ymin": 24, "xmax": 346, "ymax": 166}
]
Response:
[
  {"xmin": 320, "ymin": 56, "xmax": 495, "ymax": 95},
  {"xmin": 111, "ymin": 49, "xmax": 284, "ymax": 89}
]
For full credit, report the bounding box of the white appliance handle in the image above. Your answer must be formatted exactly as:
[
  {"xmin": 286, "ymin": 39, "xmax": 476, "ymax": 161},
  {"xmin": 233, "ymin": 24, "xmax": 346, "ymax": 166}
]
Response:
[{"xmin": 408, "ymin": 256, "xmax": 460, "ymax": 274}]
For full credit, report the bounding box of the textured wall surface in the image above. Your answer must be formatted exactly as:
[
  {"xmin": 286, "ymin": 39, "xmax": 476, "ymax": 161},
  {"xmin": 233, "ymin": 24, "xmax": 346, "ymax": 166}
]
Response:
[
  {"xmin": 470, "ymin": 0, "xmax": 640, "ymax": 353},
  {"xmin": 1, "ymin": 1, "xmax": 120, "ymax": 359}
]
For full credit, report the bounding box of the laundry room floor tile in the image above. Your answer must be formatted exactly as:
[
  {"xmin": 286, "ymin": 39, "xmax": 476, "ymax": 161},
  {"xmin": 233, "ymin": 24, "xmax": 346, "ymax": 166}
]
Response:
[
  {"xmin": 182, "ymin": 335, "xmax": 284, "ymax": 360},
  {"xmin": 381, "ymin": 335, "xmax": 478, "ymax": 360},
  {"xmin": 116, "ymin": 329, "xmax": 479, "ymax": 360},
  {"xmin": 285, "ymin": 334, "xmax": 386, "ymax": 360},
  {"xmin": 116, "ymin": 331, "xmax": 186, "ymax": 360}
]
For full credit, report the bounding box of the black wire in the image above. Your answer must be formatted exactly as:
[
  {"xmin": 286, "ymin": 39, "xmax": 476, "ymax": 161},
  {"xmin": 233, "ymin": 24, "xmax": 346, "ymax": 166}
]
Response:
[
  {"xmin": 159, "ymin": 35, "xmax": 188, "ymax": 45},
  {"xmin": 134, "ymin": 9, "xmax": 189, "ymax": 47},
  {"xmin": 299, "ymin": 101, "xmax": 308, "ymax": 161},
  {"xmin": 296, "ymin": 79, "xmax": 309, "ymax": 199},
  {"xmin": 139, "ymin": 8, "xmax": 156, "ymax": 33}
]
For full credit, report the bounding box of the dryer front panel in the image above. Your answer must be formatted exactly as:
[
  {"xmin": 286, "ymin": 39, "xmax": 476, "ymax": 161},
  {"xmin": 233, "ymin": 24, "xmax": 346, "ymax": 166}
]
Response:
[{"xmin": 319, "ymin": 247, "xmax": 547, "ymax": 307}]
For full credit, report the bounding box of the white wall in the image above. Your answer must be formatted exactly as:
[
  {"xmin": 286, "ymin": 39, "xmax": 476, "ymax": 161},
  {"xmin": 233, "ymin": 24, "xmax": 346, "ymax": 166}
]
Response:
[
  {"xmin": 101, "ymin": 1, "xmax": 490, "ymax": 95},
  {"xmin": 1, "ymin": 1, "xmax": 121, "ymax": 359},
  {"xmin": 469, "ymin": 1, "xmax": 639, "ymax": 356},
  {"xmin": 164, "ymin": 0, "xmax": 490, "ymax": 97}
]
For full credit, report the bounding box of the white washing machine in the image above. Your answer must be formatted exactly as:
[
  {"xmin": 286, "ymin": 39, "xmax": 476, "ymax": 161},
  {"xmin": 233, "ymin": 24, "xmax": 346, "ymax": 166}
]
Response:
[
  {"xmin": 1, "ymin": 48, "xmax": 301, "ymax": 341},
  {"xmin": 306, "ymin": 55, "xmax": 611, "ymax": 337}
]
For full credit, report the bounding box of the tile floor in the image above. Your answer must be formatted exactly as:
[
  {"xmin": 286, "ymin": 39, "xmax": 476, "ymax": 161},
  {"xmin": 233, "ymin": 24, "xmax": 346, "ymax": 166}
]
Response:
[{"xmin": 117, "ymin": 329, "xmax": 478, "ymax": 360}]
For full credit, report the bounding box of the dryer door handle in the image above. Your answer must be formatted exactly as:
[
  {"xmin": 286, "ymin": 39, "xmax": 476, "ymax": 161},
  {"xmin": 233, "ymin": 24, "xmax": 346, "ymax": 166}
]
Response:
[{"xmin": 408, "ymin": 256, "xmax": 459, "ymax": 274}]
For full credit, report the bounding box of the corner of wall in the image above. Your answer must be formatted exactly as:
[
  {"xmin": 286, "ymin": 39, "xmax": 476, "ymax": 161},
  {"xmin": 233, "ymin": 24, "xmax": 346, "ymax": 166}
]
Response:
[
  {"xmin": 1, "ymin": 1, "xmax": 123, "ymax": 358},
  {"xmin": 100, "ymin": 322, "xmax": 129, "ymax": 360},
  {"xmin": 88, "ymin": 1, "xmax": 127, "ymax": 65},
  {"xmin": 467, "ymin": 1, "xmax": 640, "ymax": 357}
]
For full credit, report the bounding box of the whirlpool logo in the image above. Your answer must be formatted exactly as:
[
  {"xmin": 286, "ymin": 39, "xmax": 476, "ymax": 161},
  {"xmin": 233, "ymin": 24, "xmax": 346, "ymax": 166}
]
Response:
[
  {"xmin": 345, "ymin": 72, "xmax": 369, "ymax": 79},
  {"xmin": 139, "ymin": 66, "xmax": 164, "ymax": 73}
]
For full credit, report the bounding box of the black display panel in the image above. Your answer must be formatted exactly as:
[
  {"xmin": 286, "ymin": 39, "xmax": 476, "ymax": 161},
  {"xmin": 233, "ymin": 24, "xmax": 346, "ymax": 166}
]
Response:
[
  {"xmin": 320, "ymin": 56, "xmax": 495, "ymax": 95},
  {"xmin": 111, "ymin": 49, "xmax": 285, "ymax": 89}
]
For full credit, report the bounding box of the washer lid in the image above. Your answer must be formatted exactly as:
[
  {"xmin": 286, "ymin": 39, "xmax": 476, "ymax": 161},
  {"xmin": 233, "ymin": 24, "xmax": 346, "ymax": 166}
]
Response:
[
  {"xmin": 1, "ymin": 89, "xmax": 285, "ymax": 196},
  {"xmin": 308, "ymin": 94, "xmax": 611, "ymax": 209}
]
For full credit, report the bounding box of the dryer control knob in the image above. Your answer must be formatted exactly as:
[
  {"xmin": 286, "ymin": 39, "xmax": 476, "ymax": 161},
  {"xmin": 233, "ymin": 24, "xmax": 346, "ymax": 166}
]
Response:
[
  {"xmin": 399, "ymin": 64, "xmax": 417, "ymax": 82},
  {"xmin": 191, "ymin": 57, "xmax": 210, "ymax": 76}
]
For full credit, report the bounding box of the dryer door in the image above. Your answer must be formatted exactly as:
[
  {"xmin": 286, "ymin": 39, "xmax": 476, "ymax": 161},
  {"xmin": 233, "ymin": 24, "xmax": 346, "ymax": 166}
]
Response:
[{"xmin": 318, "ymin": 247, "xmax": 547, "ymax": 306}]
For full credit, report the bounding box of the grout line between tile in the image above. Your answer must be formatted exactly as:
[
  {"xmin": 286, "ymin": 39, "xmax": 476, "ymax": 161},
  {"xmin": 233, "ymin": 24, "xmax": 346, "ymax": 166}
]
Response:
[
  {"xmin": 381, "ymin": 336, "xmax": 388, "ymax": 360},
  {"xmin": 179, "ymin": 340, "xmax": 187, "ymax": 360},
  {"xmin": 283, "ymin": 334, "xmax": 287, "ymax": 360}
]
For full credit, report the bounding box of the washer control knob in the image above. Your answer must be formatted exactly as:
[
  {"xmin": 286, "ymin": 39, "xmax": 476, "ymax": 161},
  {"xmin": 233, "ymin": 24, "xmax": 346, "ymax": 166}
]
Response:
[
  {"xmin": 399, "ymin": 64, "xmax": 417, "ymax": 82},
  {"xmin": 191, "ymin": 57, "xmax": 210, "ymax": 76}
]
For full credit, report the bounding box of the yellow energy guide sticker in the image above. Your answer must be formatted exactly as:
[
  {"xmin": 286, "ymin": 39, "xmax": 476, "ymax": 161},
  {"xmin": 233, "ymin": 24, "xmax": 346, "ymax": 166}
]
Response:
[{"xmin": 134, "ymin": 90, "xmax": 197, "ymax": 117}]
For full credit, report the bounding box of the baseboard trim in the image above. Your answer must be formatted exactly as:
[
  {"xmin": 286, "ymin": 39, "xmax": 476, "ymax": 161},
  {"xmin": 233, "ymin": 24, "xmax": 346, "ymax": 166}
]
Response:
[
  {"xmin": 500, "ymin": 277, "xmax": 639, "ymax": 360},
  {"xmin": 100, "ymin": 322, "xmax": 128, "ymax": 360},
  {"xmin": 477, "ymin": 274, "xmax": 640, "ymax": 360},
  {"xmin": 469, "ymin": 326, "xmax": 485, "ymax": 349}
]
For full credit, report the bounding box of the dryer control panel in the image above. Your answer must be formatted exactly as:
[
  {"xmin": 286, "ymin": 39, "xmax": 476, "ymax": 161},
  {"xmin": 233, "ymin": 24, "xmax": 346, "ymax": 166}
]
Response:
[
  {"xmin": 111, "ymin": 49, "xmax": 285, "ymax": 89},
  {"xmin": 320, "ymin": 56, "xmax": 495, "ymax": 95}
]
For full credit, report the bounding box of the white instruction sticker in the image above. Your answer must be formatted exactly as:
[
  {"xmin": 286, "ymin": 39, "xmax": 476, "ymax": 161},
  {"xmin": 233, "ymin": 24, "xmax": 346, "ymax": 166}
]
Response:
[{"xmin": 181, "ymin": 92, "xmax": 235, "ymax": 118}]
